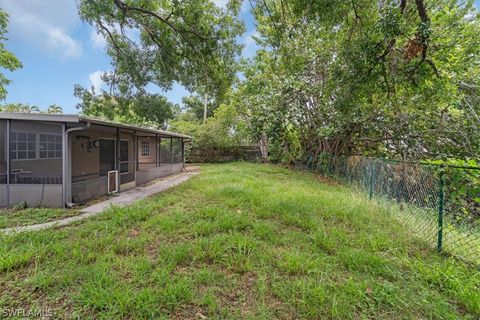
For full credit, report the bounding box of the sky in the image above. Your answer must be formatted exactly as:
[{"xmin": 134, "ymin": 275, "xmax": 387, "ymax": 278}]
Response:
[{"xmin": 0, "ymin": 0, "xmax": 259, "ymax": 113}]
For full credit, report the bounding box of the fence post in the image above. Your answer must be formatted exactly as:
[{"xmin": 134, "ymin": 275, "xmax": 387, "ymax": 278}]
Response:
[
  {"xmin": 437, "ymin": 169, "xmax": 445, "ymax": 253},
  {"xmin": 369, "ymin": 161, "xmax": 375, "ymax": 200}
]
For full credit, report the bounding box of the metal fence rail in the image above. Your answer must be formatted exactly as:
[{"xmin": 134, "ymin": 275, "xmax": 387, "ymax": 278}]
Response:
[{"xmin": 294, "ymin": 155, "xmax": 480, "ymax": 266}]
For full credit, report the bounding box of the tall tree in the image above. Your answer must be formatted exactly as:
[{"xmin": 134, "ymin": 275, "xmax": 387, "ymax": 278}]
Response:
[
  {"xmin": 0, "ymin": 9, "xmax": 22, "ymax": 100},
  {"xmin": 47, "ymin": 104, "xmax": 63, "ymax": 114},
  {"xmin": 238, "ymin": 0, "xmax": 480, "ymax": 161},
  {"xmin": 74, "ymin": 85, "xmax": 178, "ymax": 129},
  {"xmin": 77, "ymin": 0, "xmax": 245, "ymax": 117}
]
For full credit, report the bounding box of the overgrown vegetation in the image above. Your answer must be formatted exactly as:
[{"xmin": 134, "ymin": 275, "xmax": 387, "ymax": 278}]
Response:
[
  {"xmin": 0, "ymin": 163, "xmax": 478, "ymax": 318},
  {"xmin": 0, "ymin": 8, "xmax": 22, "ymax": 101},
  {"xmin": 235, "ymin": 0, "xmax": 480, "ymax": 163},
  {"xmin": 0, "ymin": 208, "xmax": 78, "ymax": 229}
]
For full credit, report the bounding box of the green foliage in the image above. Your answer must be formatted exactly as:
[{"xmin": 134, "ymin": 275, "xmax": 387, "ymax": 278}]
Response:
[
  {"xmin": 47, "ymin": 104, "xmax": 63, "ymax": 114},
  {"xmin": 0, "ymin": 9, "xmax": 22, "ymax": 100},
  {"xmin": 237, "ymin": 0, "xmax": 480, "ymax": 162},
  {"xmin": 182, "ymin": 94, "xmax": 217, "ymax": 121},
  {"xmin": 74, "ymin": 85, "xmax": 177, "ymax": 129},
  {"xmin": 78, "ymin": 0, "xmax": 244, "ymax": 99},
  {"xmin": 170, "ymin": 102, "xmax": 247, "ymax": 150},
  {"xmin": 0, "ymin": 103, "xmax": 62, "ymax": 114}
]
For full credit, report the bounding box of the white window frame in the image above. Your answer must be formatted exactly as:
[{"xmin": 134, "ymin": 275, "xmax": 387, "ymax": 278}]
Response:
[
  {"xmin": 38, "ymin": 133, "xmax": 62, "ymax": 160},
  {"xmin": 141, "ymin": 140, "xmax": 150, "ymax": 157},
  {"xmin": 10, "ymin": 131, "xmax": 62, "ymax": 161}
]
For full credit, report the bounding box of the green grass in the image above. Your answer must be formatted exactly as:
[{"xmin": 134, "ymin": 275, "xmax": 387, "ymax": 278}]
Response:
[
  {"xmin": 0, "ymin": 163, "xmax": 479, "ymax": 319},
  {"xmin": 0, "ymin": 207, "xmax": 79, "ymax": 229}
]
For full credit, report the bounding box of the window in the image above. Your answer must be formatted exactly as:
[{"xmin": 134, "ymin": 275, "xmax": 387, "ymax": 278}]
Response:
[
  {"xmin": 141, "ymin": 140, "xmax": 150, "ymax": 157},
  {"xmin": 10, "ymin": 132, "xmax": 62, "ymax": 160},
  {"xmin": 39, "ymin": 134, "xmax": 62, "ymax": 159},
  {"xmin": 10, "ymin": 132, "xmax": 37, "ymax": 160}
]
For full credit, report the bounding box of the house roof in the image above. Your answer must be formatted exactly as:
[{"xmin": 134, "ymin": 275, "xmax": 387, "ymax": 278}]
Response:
[{"xmin": 0, "ymin": 112, "xmax": 192, "ymax": 139}]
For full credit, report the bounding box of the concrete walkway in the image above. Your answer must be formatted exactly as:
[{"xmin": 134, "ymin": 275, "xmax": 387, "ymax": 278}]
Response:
[{"xmin": 1, "ymin": 171, "xmax": 199, "ymax": 235}]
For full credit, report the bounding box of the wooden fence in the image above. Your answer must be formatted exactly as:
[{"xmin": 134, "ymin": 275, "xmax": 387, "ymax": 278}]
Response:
[{"xmin": 187, "ymin": 145, "xmax": 261, "ymax": 163}]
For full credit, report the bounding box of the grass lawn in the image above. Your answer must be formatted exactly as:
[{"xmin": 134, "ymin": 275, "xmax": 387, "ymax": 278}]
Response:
[
  {"xmin": 0, "ymin": 163, "xmax": 479, "ymax": 319},
  {"xmin": 0, "ymin": 208, "xmax": 80, "ymax": 229}
]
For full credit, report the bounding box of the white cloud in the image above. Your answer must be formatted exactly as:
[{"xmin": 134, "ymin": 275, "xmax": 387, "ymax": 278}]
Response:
[
  {"xmin": 90, "ymin": 28, "xmax": 107, "ymax": 50},
  {"xmin": 89, "ymin": 71, "xmax": 105, "ymax": 93},
  {"xmin": 2, "ymin": 0, "xmax": 83, "ymax": 59}
]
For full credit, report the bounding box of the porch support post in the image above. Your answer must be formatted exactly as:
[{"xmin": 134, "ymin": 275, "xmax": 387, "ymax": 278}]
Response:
[
  {"xmin": 155, "ymin": 134, "xmax": 159, "ymax": 167},
  {"xmin": 6, "ymin": 119, "xmax": 10, "ymax": 207},
  {"xmin": 115, "ymin": 127, "xmax": 120, "ymax": 172},
  {"xmin": 170, "ymin": 137, "xmax": 173, "ymax": 170},
  {"xmin": 133, "ymin": 130, "xmax": 137, "ymax": 182},
  {"xmin": 182, "ymin": 139, "xmax": 185, "ymax": 169},
  {"xmin": 62, "ymin": 123, "xmax": 67, "ymax": 207}
]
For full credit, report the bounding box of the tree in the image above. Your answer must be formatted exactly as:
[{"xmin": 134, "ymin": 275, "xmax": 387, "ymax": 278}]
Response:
[
  {"xmin": 76, "ymin": 0, "xmax": 245, "ymax": 120},
  {"xmin": 238, "ymin": 0, "xmax": 480, "ymax": 162},
  {"xmin": 47, "ymin": 104, "xmax": 63, "ymax": 114},
  {"xmin": 74, "ymin": 85, "xmax": 177, "ymax": 129},
  {"xmin": 0, "ymin": 9, "xmax": 22, "ymax": 100},
  {"xmin": 0, "ymin": 103, "xmax": 40, "ymax": 113},
  {"xmin": 182, "ymin": 94, "xmax": 217, "ymax": 121},
  {"xmin": 170, "ymin": 101, "xmax": 248, "ymax": 150}
]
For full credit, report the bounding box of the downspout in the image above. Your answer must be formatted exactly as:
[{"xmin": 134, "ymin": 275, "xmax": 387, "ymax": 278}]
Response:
[
  {"xmin": 6, "ymin": 119, "xmax": 10, "ymax": 207},
  {"xmin": 64, "ymin": 122, "xmax": 90, "ymax": 207}
]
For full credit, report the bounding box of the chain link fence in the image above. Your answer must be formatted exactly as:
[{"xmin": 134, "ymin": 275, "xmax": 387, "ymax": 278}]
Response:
[{"xmin": 294, "ymin": 155, "xmax": 480, "ymax": 266}]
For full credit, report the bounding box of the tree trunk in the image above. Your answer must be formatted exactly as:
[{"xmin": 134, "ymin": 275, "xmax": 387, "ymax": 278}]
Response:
[{"xmin": 259, "ymin": 133, "xmax": 268, "ymax": 163}]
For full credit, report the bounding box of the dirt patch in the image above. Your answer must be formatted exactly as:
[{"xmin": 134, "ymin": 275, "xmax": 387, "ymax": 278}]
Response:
[{"xmin": 185, "ymin": 165, "xmax": 201, "ymax": 172}]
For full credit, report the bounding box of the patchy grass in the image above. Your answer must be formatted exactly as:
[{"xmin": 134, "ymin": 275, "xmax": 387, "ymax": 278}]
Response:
[
  {"xmin": 0, "ymin": 207, "xmax": 79, "ymax": 229},
  {"xmin": 0, "ymin": 163, "xmax": 479, "ymax": 319}
]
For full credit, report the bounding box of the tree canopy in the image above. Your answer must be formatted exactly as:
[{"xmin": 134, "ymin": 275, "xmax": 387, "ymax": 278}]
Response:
[
  {"xmin": 235, "ymin": 0, "xmax": 480, "ymax": 162},
  {"xmin": 0, "ymin": 9, "xmax": 22, "ymax": 100},
  {"xmin": 78, "ymin": 0, "xmax": 244, "ymax": 98}
]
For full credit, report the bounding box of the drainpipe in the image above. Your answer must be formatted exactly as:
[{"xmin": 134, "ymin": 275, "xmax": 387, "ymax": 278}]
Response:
[
  {"xmin": 6, "ymin": 119, "xmax": 10, "ymax": 207},
  {"xmin": 63, "ymin": 122, "xmax": 90, "ymax": 207}
]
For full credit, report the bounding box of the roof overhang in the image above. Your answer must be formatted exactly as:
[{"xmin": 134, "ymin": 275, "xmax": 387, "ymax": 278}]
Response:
[{"xmin": 0, "ymin": 112, "xmax": 192, "ymax": 139}]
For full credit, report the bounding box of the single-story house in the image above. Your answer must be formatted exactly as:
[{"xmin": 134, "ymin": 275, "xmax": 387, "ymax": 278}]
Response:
[{"xmin": 0, "ymin": 113, "xmax": 191, "ymax": 208}]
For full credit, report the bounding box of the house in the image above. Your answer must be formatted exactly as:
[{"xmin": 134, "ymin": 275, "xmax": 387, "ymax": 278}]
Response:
[{"xmin": 0, "ymin": 113, "xmax": 191, "ymax": 208}]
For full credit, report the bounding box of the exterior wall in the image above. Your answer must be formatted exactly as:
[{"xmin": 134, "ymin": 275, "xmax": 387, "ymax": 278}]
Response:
[
  {"xmin": 137, "ymin": 136, "xmax": 157, "ymax": 171},
  {"xmin": 135, "ymin": 163, "xmax": 184, "ymax": 186},
  {"xmin": 0, "ymin": 185, "xmax": 7, "ymax": 207},
  {"xmin": 72, "ymin": 176, "xmax": 108, "ymax": 203},
  {"xmin": 71, "ymin": 126, "xmax": 116, "ymax": 182},
  {"xmin": 8, "ymin": 185, "xmax": 63, "ymax": 207}
]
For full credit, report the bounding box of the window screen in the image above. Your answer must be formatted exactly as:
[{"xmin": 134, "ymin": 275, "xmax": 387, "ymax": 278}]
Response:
[
  {"xmin": 9, "ymin": 121, "xmax": 63, "ymax": 185},
  {"xmin": 120, "ymin": 140, "xmax": 129, "ymax": 173},
  {"xmin": 159, "ymin": 138, "xmax": 171, "ymax": 164},
  {"xmin": 10, "ymin": 132, "xmax": 36, "ymax": 160},
  {"xmin": 39, "ymin": 134, "xmax": 62, "ymax": 159}
]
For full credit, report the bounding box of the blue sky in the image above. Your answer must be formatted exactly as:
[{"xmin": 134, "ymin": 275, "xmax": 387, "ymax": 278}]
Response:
[{"xmin": 0, "ymin": 0, "xmax": 258, "ymax": 113}]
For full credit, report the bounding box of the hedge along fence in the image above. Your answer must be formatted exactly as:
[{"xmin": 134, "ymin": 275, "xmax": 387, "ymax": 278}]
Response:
[
  {"xmin": 294, "ymin": 155, "xmax": 480, "ymax": 266},
  {"xmin": 188, "ymin": 145, "xmax": 262, "ymax": 163}
]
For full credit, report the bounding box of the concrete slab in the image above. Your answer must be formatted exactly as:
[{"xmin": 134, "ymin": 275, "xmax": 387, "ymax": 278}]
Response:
[{"xmin": 1, "ymin": 171, "xmax": 199, "ymax": 235}]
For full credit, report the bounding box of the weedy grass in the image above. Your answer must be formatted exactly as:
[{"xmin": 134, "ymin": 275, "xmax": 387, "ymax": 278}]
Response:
[
  {"xmin": 0, "ymin": 162, "xmax": 479, "ymax": 319},
  {"xmin": 0, "ymin": 207, "xmax": 79, "ymax": 229}
]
